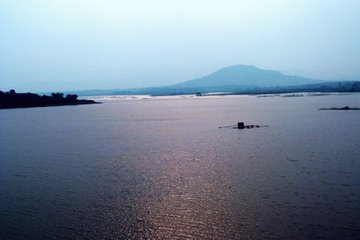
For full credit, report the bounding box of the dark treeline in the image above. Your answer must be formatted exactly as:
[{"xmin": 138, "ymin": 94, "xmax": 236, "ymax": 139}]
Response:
[{"xmin": 0, "ymin": 90, "xmax": 98, "ymax": 109}]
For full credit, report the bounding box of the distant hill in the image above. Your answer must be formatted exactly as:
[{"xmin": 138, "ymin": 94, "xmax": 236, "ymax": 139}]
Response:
[
  {"xmin": 173, "ymin": 65, "xmax": 321, "ymax": 88},
  {"xmin": 68, "ymin": 65, "xmax": 359, "ymax": 96}
]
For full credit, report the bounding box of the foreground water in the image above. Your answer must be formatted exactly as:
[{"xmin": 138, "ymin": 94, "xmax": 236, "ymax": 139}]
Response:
[{"xmin": 1, "ymin": 93, "xmax": 359, "ymax": 239}]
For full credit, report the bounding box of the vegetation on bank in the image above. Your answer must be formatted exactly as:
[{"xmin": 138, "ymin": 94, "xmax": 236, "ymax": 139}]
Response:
[{"xmin": 0, "ymin": 90, "xmax": 98, "ymax": 109}]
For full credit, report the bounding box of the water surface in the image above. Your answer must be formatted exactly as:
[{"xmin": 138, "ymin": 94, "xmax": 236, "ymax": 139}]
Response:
[{"xmin": 1, "ymin": 94, "xmax": 359, "ymax": 239}]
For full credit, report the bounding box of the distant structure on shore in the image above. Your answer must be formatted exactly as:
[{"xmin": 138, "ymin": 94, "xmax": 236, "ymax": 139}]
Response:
[{"xmin": 0, "ymin": 90, "xmax": 98, "ymax": 109}]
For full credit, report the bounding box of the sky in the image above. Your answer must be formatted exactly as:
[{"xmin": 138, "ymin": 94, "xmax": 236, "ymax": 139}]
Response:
[{"xmin": 1, "ymin": 0, "xmax": 360, "ymax": 92}]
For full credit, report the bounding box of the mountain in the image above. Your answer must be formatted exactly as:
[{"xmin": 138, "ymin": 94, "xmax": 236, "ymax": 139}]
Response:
[
  {"xmin": 71, "ymin": 65, "xmax": 359, "ymax": 96},
  {"xmin": 173, "ymin": 65, "xmax": 320, "ymax": 88},
  {"xmin": 111, "ymin": 65, "xmax": 329, "ymax": 95}
]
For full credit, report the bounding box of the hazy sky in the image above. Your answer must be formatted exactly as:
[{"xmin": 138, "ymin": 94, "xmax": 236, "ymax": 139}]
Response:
[{"xmin": 1, "ymin": 0, "xmax": 360, "ymax": 92}]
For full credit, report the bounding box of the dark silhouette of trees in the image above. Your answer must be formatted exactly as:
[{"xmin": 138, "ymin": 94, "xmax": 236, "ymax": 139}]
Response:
[
  {"xmin": 66, "ymin": 94, "xmax": 78, "ymax": 101},
  {"xmin": 0, "ymin": 90, "xmax": 97, "ymax": 109},
  {"xmin": 51, "ymin": 92, "xmax": 64, "ymax": 99}
]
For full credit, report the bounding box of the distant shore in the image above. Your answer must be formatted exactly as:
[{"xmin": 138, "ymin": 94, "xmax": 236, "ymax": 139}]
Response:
[
  {"xmin": 319, "ymin": 106, "xmax": 360, "ymax": 111},
  {"xmin": 0, "ymin": 90, "xmax": 99, "ymax": 109}
]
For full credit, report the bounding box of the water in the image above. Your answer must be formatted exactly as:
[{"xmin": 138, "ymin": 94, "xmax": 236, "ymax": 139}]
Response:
[{"xmin": 1, "ymin": 93, "xmax": 359, "ymax": 239}]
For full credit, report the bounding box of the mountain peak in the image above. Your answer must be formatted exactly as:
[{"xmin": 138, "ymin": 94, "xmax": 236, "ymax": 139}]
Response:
[
  {"xmin": 210, "ymin": 65, "xmax": 266, "ymax": 77},
  {"xmin": 218, "ymin": 64, "xmax": 258, "ymax": 70},
  {"xmin": 175, "ymin": 64, "xmax": 318, "ymax": 88}
]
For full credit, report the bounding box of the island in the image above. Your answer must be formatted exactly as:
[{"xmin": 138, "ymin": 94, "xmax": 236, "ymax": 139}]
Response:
[
  {"xmin": 0, "ymin": 90, "xmax": 99, "ymax": 109},
  {"xmin": 319, "ymin": 106, "xmax": 360, "ymax": 111}
]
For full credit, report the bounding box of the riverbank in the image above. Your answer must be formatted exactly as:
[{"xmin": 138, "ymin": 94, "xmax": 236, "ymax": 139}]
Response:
[{"xmin": 0, "ymin": 90, "xmax": 99, "ymax": 109}]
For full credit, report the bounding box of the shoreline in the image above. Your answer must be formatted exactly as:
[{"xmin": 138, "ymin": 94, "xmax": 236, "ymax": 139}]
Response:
[{"xmin": 0, "ymin": 90, "xmax": 100, "ymax": 109}]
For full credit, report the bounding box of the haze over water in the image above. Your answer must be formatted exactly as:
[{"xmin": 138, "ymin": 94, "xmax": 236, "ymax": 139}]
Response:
[{"xmin": 1, "ymin": 94, "xmax": 359, "ymax": 239}]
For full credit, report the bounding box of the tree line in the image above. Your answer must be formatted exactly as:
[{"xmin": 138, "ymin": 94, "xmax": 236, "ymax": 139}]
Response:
[{"xmin": 0, "ymin": 90, "xmax": 95, "ymax": 109}]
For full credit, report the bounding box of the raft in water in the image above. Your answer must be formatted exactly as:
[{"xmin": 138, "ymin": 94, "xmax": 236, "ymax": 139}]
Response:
[{"xmin": 219, "ymin": 122, "xmax": 268, "ymax": 129}]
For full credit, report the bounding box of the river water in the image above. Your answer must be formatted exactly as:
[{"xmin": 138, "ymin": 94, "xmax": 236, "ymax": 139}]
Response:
[{"xmin": 1, "ymin": 93, "xmax": 359, "ymax": 239}]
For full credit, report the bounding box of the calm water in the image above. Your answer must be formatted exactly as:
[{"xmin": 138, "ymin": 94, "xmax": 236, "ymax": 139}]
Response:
[{"xmin": 1, "ymin": 94, "xmax": 359, "ymax": 239}]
